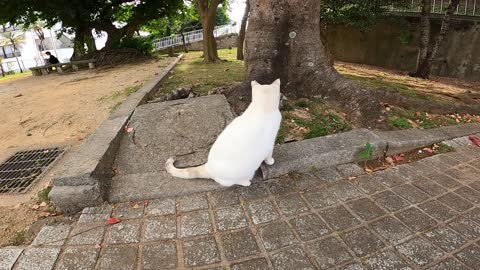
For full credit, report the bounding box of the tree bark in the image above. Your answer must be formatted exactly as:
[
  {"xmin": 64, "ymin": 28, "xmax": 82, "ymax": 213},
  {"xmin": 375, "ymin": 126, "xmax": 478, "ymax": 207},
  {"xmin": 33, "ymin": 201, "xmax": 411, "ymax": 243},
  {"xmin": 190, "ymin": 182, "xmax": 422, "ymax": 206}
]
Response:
[
  {"xmin": 236, "ymin": 0, "xmax": 250, "ymax": 60},
  {"xmin": 415, "ymin": 0, "xmax": 431, "ymax": 72},
  {"xmin": 85, "ymin": 29, "xmax": 96, "ymax": 54},
  {"xmin": 194, "ymin": 0, "xmax": 221, "ymax": 63},
  {"xmin": 71, "ymin": 26, "xmax": 88, "ymax": 60},
  {"xmin": 412, "ymin": 0, "xmax": 460, "ymax": 79},
  {"xmin": 12, "ymin": 46, "xmax": 23, "ymax": 73},
  {"xmin": 180, "ymin": 32, "xmax": 188, "ymax": 53}
]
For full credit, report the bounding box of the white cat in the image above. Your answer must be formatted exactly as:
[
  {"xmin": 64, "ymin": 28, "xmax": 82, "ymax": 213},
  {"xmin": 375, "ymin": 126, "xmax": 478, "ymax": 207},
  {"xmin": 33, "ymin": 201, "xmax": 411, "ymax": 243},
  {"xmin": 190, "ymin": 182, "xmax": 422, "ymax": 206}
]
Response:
[{"xmin": 165, "ymin": 79, "xmax": 282, "ymax": 187}]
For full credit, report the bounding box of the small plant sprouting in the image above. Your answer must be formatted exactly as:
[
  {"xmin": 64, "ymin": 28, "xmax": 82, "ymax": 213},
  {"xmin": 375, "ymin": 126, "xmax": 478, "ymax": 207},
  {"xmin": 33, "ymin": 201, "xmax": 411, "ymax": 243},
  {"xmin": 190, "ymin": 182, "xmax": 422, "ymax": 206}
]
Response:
[{"xmin": 360, "ymin": 142, "xmax": 374, "ymax": 161}]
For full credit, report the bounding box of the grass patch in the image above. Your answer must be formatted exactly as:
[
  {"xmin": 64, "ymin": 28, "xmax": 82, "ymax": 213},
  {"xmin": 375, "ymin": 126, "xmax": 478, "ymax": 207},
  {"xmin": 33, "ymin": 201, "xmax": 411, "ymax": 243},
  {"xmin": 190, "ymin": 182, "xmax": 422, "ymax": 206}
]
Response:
[
  {"xmin": 389, "ymin": 116, "xmax": 413, "ymax": 129},
  {"xmin": 37, "ymin": 187, "xmax": 52, "ymax": 203},
  {"xmin": 99, "ymin": 84, "xmax": 142, "ymax": 112},
  {"xmin": 157, "ymin": 48, "xmax": 244, "ymax": 95},
  {"xmin": 10, "ymin": 230, "xmax": 26, "ymax": 246},
  {"xmin": 435, "ymin": 143, "xmax": 455, "ymax": 154},
  {"xmin": 0, "ymin": 71, "xmax": 31, "ymax": 82}
]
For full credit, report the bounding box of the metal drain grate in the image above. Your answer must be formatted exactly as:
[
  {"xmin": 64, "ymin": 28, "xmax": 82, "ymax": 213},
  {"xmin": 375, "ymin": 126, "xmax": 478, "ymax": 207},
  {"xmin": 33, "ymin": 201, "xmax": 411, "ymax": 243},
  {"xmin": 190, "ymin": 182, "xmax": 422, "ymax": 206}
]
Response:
[{"xmin": 0, "ymin": 147, "xmax": 64, "ymax": 194}]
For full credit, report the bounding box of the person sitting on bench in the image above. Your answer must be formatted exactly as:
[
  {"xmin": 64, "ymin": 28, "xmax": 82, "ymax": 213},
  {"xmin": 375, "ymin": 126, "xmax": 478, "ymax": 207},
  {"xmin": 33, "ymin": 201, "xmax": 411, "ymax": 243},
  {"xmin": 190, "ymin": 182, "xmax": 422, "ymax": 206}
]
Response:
[{"xmin": 45, "ymin": 52, "xmax": 59, "ymax": 64}]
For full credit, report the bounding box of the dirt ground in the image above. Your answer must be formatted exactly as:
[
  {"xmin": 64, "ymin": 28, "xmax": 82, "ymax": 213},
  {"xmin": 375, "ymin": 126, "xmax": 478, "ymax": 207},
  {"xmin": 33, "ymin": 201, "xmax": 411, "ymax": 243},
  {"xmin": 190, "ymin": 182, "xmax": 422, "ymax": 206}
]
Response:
[{"xmin": 0, "ymin": 57, "xmax": 173, "ymax": 247}]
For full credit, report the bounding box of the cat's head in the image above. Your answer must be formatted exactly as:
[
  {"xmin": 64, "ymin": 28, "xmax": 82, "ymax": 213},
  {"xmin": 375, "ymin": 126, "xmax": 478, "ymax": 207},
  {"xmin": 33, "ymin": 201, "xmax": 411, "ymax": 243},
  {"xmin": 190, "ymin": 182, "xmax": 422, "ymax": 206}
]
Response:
[{"xmin": 251, "ymin": 79, "xmax": 281, "ymax": 109}]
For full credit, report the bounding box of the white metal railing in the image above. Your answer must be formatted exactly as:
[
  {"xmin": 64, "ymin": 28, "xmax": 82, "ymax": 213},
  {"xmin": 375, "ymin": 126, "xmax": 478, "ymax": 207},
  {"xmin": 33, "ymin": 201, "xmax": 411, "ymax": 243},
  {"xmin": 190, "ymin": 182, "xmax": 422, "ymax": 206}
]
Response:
[
  {"xmin": 154, "ymin": 24, "xmax": 237, "ymax": 50},
  {"xmin": 388, "ymin": 0, "xmax": 479, "ymax": 16}
]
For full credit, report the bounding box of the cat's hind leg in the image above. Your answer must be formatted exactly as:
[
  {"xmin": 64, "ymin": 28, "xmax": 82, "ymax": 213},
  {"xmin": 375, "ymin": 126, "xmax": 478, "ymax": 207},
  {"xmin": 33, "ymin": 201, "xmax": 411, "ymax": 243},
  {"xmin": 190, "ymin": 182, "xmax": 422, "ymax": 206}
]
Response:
[{"xmin": 264, "ymin": 151, "xmax": 275, "ymax": 165}]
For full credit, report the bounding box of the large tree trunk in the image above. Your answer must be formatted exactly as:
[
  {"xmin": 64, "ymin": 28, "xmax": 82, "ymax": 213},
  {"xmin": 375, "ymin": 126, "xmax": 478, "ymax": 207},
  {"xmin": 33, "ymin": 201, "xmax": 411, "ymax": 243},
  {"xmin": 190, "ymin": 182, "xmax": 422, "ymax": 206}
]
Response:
[
  {"xmin": 415, "ymin": 0, "xmax": 431, "ymax": 72},
  {"xmin": 236, "ymin": 0, "xmax": 250, "ymax": 60},
  {"xmin": 85, "ymin": 29, "xmax": 96, "ymax": 54},
  {"xmin": 412, "ymin": 0, "xmax": 460, "ymax": 78},
  {"xmin": 195, "ymin": 0, "xmax": 221, "ymax": 63},
  {"xmin": 227, "ymin": 0, "xmax": 384, "ymax": 125},
  {"xmin": 71, "ymin": 26, "xmax": 88, "ymax": 60},
  {"xmin": 104, "ymin": 26, "xmax": 125, "ymax": 49}
]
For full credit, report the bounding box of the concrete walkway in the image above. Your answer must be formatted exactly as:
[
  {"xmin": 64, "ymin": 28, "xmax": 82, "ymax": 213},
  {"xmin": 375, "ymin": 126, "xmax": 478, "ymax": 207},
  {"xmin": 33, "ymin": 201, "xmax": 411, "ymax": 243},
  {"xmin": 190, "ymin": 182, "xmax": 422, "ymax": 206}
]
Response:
[{"xmin": 2, "ymin": 146, "xmax": 480, "ymax": 270}]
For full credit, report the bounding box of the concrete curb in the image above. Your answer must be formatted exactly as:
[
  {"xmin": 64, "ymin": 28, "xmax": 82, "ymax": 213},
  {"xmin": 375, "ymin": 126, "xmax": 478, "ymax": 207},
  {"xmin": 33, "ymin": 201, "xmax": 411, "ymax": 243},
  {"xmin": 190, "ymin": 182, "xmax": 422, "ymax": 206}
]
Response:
[
  {"xmin": 49, "ymin": 56, "xmax": 183, "ymax": 214},
  {"xmin": 261, "ymin": 123, "xmax": 480, "ymax": 180}
]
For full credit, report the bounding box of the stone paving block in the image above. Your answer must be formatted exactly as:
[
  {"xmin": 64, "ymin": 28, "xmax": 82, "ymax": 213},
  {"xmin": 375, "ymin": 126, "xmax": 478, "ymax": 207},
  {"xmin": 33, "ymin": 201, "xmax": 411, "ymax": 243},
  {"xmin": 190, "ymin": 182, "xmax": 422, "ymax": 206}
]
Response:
[
  {"xmin": 346, "ymin": 198, "xmax": 385, "ymax": 221},
  {"xmin": 396, "ymin": 237, "xmax": 444, "ymax": 267},
  {"xmin": 395, "ymin": 207, "xmax": 437, "ymax": 232},
  {"xmin": 448, "ymin": 217, "xmax": 480, "ymax": 240},
  {"xmin": 68, "ymin": 222, "xmax": 105, "ymax": 245},
  {"xmin": 445, "ymin": 167, "xmax": 478, "ymax": 183},
  {"xmin": 303, "ymin": 188, "xmax": 340, "ymax": 208},
  {"xmin": 392, "ymin": 184, "xmax": 430, "ymax": 204},
  {"xmin": 427, "ymin": 172, "xmax": 462, "ymax": 189},
  {"xmin": 210, "ymin": 189, "xmax": 240, "ymax": 208},
  {"xmin": 418, "ymin": 200, "xmax": 457, "ymax": 222},
  {"xmin": 246, "ymin": 200, "xmax": 279, "ymax": 225},
  {"xmin": 307, "ymin": 236, "xmax": 352, "ymax": 269},
  {"xmin": 221, "ymin": 229, "xmax": 259, "ymax": 260},
  {"xmin": 214, "ymin": 205, "xmax": 247, "ymax": 231},
  {"xmin": 144, "ymin": 216, "xmax": 176, "ymax": 241},
  {"xmin": 265, "ymin": 177, "xmax": 296, "ymax": 195},
  {"xmin": 239, "ymin": 183, "xmax": 270, "ymax": 200},
  {"xmin": 336, "ymin": 163, "xmax": 365, "ymax": 177},
  {"xmin": 270, "ymin": 245, "xmax": 315, "ymax": 270},
  {"xmin": 145, "ymin": 197, "xmax": 176, "ymax": 216},
  {"xmin": 438, "ymin": 193, "xmax": 474, "ymax": 212},
  {"xmin": 372, "ymin": 168, "xmax": 408, "ymax": 188},
  {"xmin": 289, "ymin": 213, "xmax": 330, "ymax": 241},
  {"xmin": 421, "ymin": 156, "xmax": 450, "ymax": 171},
  {"xmin": 409, "ymin": 161, "xmax": 437, "ymax": 176},
  {"xmin": 437, "ymin": 155, "xmax": 462, "ymax": 167},
  {"xmin": 142, "ymin": 241, "xmax": 177, "ymax": 270},
  {"xmin": 350, "ymin": 175, "xmax": 386, "ymax": 194},
  {"xmin": 423, "ymin": 226, "xmax": 467, "ymax": 252},
  {"xmin": 341, "ymin": 227, "xmax": 385, "ymax": 257},
  {"xmin": 259, "ymin": 221, "xmax": 296, "ymax": 251},
  {"xmin": 230, "ymin": 257, "xmax": 270, "ymax": 270},
  {"xmin": 329, "ymin": 181, "xmax": 364, "ymax": 201},
  {"xmin": 180, "ymin": 210, "xmax": 213, "ymax": 238},
  {"xmin": 78, "ymin": 205, "xmax": 112, "ymax": 223},
  {"xmin": 395, "ymin": 164, "xmax": 420, "ymax": 181},
  {"xmin": 15, "ymin": 247, "xmax": 61, "ymax": 270},
  {"xmin": 454, "ymin": 244, "xmax": 480, "ymax": 269},
  {"xmin": 106, "ymin": 221, "xmax": 140, "ymax": 244},
  {"xmin": 290, "ymin": 173, "xmax": 324, "ymax": 191},
  {"xmin": 182, "ymin": 236, "xmax": 221, "ymax": 267},
  {"xmin": 97, "ymin": 245, "xmax": 138, "ymax": 270},
  {"xmin": 371, "ymin": 190, "xmax": 410, "ymax": 212},
  {"xmin": 0, "ymin": 248, "xmax": 23, "ymax": 270},
  {"xmin": 340, "ymin": 263, "xmax": 365, "ymax": 270},
  {"xmin": 465, "ymin": 207, "xmax": 480, "ymax": 223},
  {"xmin": 320, "ymin": 205, "xmax": 361, "ymax": 231},
  {"xmin": 32, "ymin": 224, "xmax": 70, "ymax": 246},
  {"xmin": 429, "ymin": 257, "xmax": 470, "ymax": 270},
  {"xmin": 113, "ymin": 202, "xmax": 144, "ymax": 219},
  {"xmin": 56, "ymin": 247, "xmax": 98, "ymax": 270},
  {"xmin": 179, "ymin": 193, "xmax": 209, "ymax": 212},
  {"xmin": 276, "ymin": 193, "xmax": 310, "ymax": 217},
  {"xmin": 314, "ymin": 166, "xmax": 343, "ymax": 182},
  {"xmin": 470, "ymin": 181, "xmax": 480, "ymax": 192},
  {"xmin": 454, "ymin": 186, "xmax": 480, "ymax": 204},
  {"xmin": 412, "ymin": 178, "xmax": 447, "ymax": 196},
  {"xmin": 363, "ymin": 249, "xmax": 412, "ymax": 270},
  {"xmin": 368, "ymin": 216, "xmax": 412, "ymax": 244}
]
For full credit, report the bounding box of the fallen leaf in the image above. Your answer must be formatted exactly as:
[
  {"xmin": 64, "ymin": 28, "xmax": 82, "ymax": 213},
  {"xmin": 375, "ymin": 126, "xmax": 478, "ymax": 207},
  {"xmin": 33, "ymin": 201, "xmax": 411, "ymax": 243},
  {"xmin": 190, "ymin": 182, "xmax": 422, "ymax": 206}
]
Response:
[
  {"xmin": 469, "ymin": 136, "xmax": 480, "ymax": 147},
  {"xmin": 95, "ymin": 244, "xmax": 102, "ymax": 249},
  {"xmin": 348, "ymin": 176, "xmax": 357, "ymax": 180},
  {"xmin": 107, "ymin": 217, "xmax": 121, "ymax": 225},
  {"xmin": 132, "ymin": 204, "xmax": 140, "ymax": 209},
  {"xmin": 365, "ymin": 168, "xmax": 373, "ymax": 173},
  {"xmin": 144, "ymin": 201, "xmax": 149, "ymax": 207},
  {"xmin": 32, "ymin": 205, "xmax": 40, "ymax": 210},
  {"xmin": 423, "ymin": 148, "xmax": 434, "ymax": 154},
  {"xmin": 14, "ymin": 93, "xmax": 23, "ymax": 98},
  {"xmin": 385, "ymin": 157, "xmax": 394, "ymax": 164},
  {"xmin": 126, "ymin": 127, "xmax": 134, "ymax": 133},
  {"xmin": 392, "ymin": 155, "xmax": 404, "ymax": 162},
  {"xmin": 39, "ymin": 202, "xmax": 48, "ymax": 207}
]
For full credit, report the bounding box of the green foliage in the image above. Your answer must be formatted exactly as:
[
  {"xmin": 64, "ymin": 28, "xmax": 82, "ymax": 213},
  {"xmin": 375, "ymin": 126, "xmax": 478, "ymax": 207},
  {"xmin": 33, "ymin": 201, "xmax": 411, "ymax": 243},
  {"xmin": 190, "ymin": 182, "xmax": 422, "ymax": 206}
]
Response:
[
  {"xmin": 10, "ymin": 230, "xmax": 26, "ymax": 246},
  {"xmin": 301, "ymin": 112, "xmax": 352, "ymax": 139},
  {"xmin": 436, "ymin": 143, "xmax": 454, "ymax": 154},
  {"xmin": 321, "ymin": 0, "xmax": 407, "ymax": 30},
  {"xmin": 112, "ymin": 36, "xmax": 155, "ymax": 55},
  {"xmin": 390, "ymin": 116, "xmax": 413, "ymax": 129},
  {"xmin": 295, "ymin": 99, "xmax": 310, "ymax": 108},
  {"xmin": 360, "ymin": 142, "xmax": 374, "ymax": 161},
  {"xmin": 37, "ymin": 187, "xmax": 52, "ymax": 203}
]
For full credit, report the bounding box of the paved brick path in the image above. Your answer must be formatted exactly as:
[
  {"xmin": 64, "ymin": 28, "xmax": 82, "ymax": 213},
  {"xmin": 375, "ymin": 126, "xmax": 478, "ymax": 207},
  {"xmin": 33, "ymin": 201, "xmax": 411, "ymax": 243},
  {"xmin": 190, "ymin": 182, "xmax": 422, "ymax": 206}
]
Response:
[{"xmin": 1, "ymin": 146, "xmax": 480, "ymax": 270}]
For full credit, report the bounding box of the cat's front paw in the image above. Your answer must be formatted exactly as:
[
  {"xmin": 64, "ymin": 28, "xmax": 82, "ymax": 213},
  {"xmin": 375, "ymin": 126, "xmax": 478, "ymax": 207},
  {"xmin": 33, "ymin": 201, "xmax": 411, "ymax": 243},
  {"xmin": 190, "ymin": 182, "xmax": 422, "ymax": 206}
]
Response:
[{"xmin": 265, "ymin": 157, "xmax": 275, "ymax": 165}]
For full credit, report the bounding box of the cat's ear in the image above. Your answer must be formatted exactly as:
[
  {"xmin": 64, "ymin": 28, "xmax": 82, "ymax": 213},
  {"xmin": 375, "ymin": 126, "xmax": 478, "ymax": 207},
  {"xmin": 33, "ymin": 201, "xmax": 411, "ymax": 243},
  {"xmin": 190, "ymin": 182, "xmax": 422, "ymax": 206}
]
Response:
[
  {"xmin": 272, "ymin": 79, "xmax": 281, "ymax": 86},
  {"xmin": 251, "ymin": 80, "xmax": 260, "ymax": 87}
]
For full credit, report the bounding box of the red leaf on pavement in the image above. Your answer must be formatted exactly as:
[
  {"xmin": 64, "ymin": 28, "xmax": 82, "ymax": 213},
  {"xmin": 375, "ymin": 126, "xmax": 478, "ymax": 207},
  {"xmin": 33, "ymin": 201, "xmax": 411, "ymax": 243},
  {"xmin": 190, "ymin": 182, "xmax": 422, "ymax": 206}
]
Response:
[
  {"xmin": 423, "ymin": 148, "xmax": 434, "ymax": 154},
  {"xmin": 107, "ymin": 217, "xmax": 121, "ymax": 225},
  {"xmin": 392, "ymin": 155, "xmax": 404, "ymax": 162},
  {"xmin": 469, "ymin": 136, "xmax": 480, "ymax": 147}
]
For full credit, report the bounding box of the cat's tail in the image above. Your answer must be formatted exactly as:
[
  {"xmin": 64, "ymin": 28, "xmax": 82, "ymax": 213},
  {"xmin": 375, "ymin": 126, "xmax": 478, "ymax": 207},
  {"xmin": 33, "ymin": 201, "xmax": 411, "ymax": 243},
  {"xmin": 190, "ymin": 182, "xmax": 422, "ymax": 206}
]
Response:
[{"xmin": 165, "ymin": 157, "xmax": 210, "ymax": 179}]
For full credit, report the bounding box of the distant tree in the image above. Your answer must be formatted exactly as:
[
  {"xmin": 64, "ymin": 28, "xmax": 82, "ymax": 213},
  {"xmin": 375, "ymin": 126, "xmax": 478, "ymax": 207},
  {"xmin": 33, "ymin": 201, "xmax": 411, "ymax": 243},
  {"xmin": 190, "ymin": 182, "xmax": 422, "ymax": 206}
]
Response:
[
  {"xmin": 192, "ymin": 0, "xmax": 224, "ymax": 62},
  {"xmin": 0, "ymin": 57, "xmax": 5, "ymax": 77},
  {"xmin": 0, "ymin": 32, "xmax": 26, "ymax": 72},
  {"xmin": 411, "ymin": 0, "xmax": 460, "ymax": 79},
  {"xmin": 236, "ymin": 0, "xmax": 249, "ymax": 60},
  {"xmin": 31, "ymin": 22, "xmax": 46, "ymax": 51}
]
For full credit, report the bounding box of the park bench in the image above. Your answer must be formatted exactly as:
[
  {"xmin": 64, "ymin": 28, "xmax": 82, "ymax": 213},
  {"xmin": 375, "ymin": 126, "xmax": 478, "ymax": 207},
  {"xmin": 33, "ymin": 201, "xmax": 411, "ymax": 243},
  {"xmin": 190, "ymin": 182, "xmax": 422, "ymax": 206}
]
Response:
[{"xmin": 30, "ymin": 59, "xmax": 97, "ymax": 76}]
